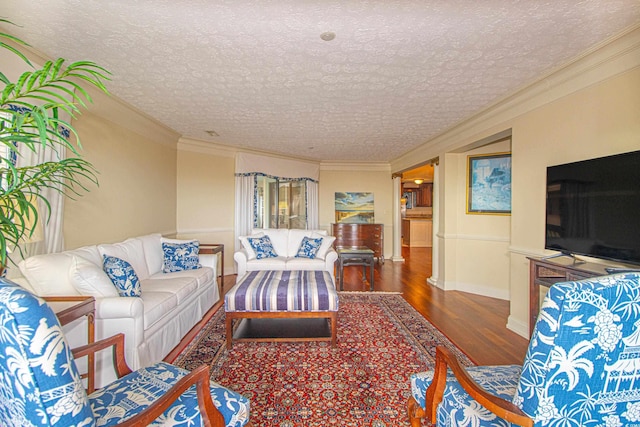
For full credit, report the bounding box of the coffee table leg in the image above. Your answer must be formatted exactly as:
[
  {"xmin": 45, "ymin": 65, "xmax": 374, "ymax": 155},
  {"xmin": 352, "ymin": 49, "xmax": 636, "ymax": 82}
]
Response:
[
  {"xmin": 369, "ymin": 258, "xmax": 374, "ymax": 291},
  {"xmin": 226, "ymin": 316, "xmax": 233, "ymax": 349}
]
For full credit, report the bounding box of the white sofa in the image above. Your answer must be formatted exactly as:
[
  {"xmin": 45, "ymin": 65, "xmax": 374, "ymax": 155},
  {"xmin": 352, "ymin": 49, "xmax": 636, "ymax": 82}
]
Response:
[
  {"xmin": 16, "ymin": 233, "xmax": 218, "ymax": 386},
  {"xmin": 234, "ymin": 228, "xmax": 337, "ymax": 282}
]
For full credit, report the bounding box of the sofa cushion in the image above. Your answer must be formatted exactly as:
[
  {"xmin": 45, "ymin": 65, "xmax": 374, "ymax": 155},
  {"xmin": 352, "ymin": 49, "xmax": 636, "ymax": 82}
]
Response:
[
  {"xmin": 103, "ymin": 255, "xmax": 142, "ymax": 297},
  {"xmin": 285, "ymin": 229, "xmax": 311, "ymax": 257},
  {"xmin": 295, "ymin": 236, "xmax": 323, "ymax": 259},
  {"xmin": 162, "ymin": 240, "xmax": 201, "ymax": 273},
  {"xmin": 247, "ymin": 235, "xmax": 278, "ymax": 259},
  {"xmin": 141, "ymin": 277, "xmax": 197, "ymax": 305},
  {"xmin": 18, "ymin": 252, "xmax": 78, "ymax": 296},
  {"xmin": 98, "ymin": 238, "xmax": 150, "ymax": 280},
  {"xmin": 239, "ymin": 232, "xmax": 264, "ymax": 260},
  {"xmin": 68, "ymin": 245, "xmax": 103, "ymax": 266},
  {"xmin": 255, "ymin": 228, "xmax": 289, "ymax": 256},
  {"xmin": 137, "ymin": 233, "xmax": 164, "ymax": 275},
  {"xmin": 140, "ymin": 291, "xmax": 177, "ymax": 329},
  {"xmin": 69, "ymin": 256, "xmax": 119, "ymax": 297},
  {"xmin": 150, "ymin": 267, "xmax": 214, "ymax": 289}
]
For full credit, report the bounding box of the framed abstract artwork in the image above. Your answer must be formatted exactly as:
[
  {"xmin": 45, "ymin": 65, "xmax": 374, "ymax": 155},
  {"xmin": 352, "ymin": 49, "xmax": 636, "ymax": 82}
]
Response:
[{"xmin": 467, "ymin": 152, "xmax": 511, "ymax": 214}]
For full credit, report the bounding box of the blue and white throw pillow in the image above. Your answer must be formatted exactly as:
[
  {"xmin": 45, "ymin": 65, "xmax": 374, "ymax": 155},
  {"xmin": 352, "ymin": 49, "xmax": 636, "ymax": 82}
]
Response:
[
  {"xmin": 162, "ymin": 241, "xmax": 201, "ymax": 273},
  {"xmin": 103, "ymin": 255, "xmax": 142, "ymax": 297},
  {"xmin": 295, "ymin": 236, "xmax": 323, "ymax": 259},
  {"xmin": 247, "ymin": 235, "xmax": 278, "ymax": 259}
]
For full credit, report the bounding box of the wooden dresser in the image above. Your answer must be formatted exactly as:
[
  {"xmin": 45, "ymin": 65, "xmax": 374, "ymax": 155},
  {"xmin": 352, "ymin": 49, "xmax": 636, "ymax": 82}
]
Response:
[{"xmin": 332, "ymin": 223, "xmax": 384, "ymax": 264}]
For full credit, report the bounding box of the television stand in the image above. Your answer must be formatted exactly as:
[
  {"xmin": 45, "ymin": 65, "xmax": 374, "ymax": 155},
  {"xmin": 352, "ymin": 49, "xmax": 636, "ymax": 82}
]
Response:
[
  {"xmin": 528, "ymin": 257, "xmax": 611, "ymax": 336},
  {"xmin": 541, "ymin": 252, "xmax": 586, "ymax": 265}
]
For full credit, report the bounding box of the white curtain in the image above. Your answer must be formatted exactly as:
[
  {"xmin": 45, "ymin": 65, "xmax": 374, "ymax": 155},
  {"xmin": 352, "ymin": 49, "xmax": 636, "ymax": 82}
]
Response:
[
  {"xmin": 15, "ymin": 144, "xmax": 65, "ymax": 257},
  {"xmin": 234, "ymin": 174, "xmax": 255, "ymax": 252},
  {"xmin": 306, "ymin": 180, "xmax": 319, "ymax": 229}
]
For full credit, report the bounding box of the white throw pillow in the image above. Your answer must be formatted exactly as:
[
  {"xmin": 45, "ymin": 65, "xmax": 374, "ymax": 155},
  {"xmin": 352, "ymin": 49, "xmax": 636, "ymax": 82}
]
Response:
[
  {"xmin": 312, "ymin": 232, "xmax": 336, "ymax": 260},
  {"xmin": 137, "ymin": 233, "xmax": 163, "ymax": 275},
  {"xmin": 262, "ymin": 229, "xmax": 288, "ymax": 256},
  {"xmin": 239, "ymin": 232, "xmax": 264, "ymax": 260},
  {"xmin": 98, "ymin": 238, "xmax": 150, "ymax": 280},
  {"xmin": 69, "ymin": 256, "xmax": 119, "ymax": 297}
]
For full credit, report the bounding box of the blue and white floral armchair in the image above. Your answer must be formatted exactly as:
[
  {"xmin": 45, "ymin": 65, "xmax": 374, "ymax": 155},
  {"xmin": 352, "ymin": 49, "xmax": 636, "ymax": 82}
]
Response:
[
  {"xmin": 408, "ymin": 272, "xmax": 640, "ymax": 427},
  {"xmin": 0, "ymin": 277, "xmax": 251, "ymax": 427}
]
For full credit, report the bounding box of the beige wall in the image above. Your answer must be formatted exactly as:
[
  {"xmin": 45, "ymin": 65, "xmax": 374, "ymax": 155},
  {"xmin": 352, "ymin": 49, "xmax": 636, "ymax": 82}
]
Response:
[
  {"xmin": 319, "ymin": 165, "xmax": 393, "ymax": 258},
  {"xmin": 1, "ymin": 37, "xmax": 181, "ymax": 251},
  {"xmin": 393, "ymin": 27, "xmax": 640, "ymax": 338},
  {"xmin": 65, "ymin": 108, "xmax": 179, "ymax": 248},
  {"xmin": 175, "ymin": 140, "xmax": 236, "ymax": 273},
  {"xmin": 173, "ymin": 151, "xmax": 395, "ymax": 272},
  {"xmin": 507, "ymin": 66, "xmax": 640, "ymax": 336},
  {"xmin": 439, "ymin": 139, "xmax": 511, "ymax": 299}
]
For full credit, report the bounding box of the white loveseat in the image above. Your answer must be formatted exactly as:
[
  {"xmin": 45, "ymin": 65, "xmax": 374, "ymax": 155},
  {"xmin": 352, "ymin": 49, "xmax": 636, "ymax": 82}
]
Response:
[
  {"xmin": 16, "ymin": 233, "xmax": 218, "ymax": 386},
  {"xmin": 234, "ymin": 228, "xmax": 337, "ymax": 283}
]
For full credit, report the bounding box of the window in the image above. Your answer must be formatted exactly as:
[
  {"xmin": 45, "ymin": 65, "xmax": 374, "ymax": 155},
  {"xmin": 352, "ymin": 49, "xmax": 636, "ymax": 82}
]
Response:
[{"xmin": 255, "ymin": 175, "xmax": 307, "ymax": 229}]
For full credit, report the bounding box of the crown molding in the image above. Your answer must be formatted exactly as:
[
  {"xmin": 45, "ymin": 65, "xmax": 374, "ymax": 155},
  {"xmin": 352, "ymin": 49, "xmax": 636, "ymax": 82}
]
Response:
[
  {"xmin": 85, "ymin": 85, "xmax": 180, "ymax": 148},
  {"xmin": 178, "ymin": 137, "xmax": 324, "ymax": 165},
  {"xmin": 320, "ymin": 161, "xmax": 391, "ymax": 172},
  {"xmin": 177, "ymin": 137, "xmax": 237, "ymax": 158},
  {"xmin": 391, "ymin": 24, "xmax": 640, "ymax": 172}
]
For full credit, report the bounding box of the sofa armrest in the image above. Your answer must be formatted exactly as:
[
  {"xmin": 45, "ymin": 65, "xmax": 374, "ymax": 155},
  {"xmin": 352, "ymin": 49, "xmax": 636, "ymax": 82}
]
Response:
[
  {"xmin": 324, "ymin": 247, "xmax": 338, "ymax": 265},
  {"xmin": 199, "ymin": 254, "xmax": 218, "ymax": 275},
  {"xmin": 94, "ymin": 296, "xmax": 145, "ymax": 374},
  {"xmin": 95, "ymin": 296, "xmax": 144, "ymax": 319},
  {"xmin": 234, "ymin": 248, "xmax": 249, "ymax": 279},
  {"xmin": 324, "ymin": 248, "xmax": 338, "ymax": 283}
]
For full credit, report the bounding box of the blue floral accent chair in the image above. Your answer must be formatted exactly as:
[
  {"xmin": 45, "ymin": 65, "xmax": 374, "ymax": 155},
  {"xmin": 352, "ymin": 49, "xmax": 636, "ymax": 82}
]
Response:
[
  {"xmin": 408, "ymin": 272, "xmax": 640, "ymax": 427},
  {"xmin": 0, "ymin": 277, "xmax": 251, "ymax": 427}
]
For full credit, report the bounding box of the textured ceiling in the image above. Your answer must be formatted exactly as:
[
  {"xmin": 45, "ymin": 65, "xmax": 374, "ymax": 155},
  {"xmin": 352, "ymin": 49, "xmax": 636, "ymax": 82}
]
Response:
[{"xmin": 1, "ymin": 1, "xmax": 639, "ymax": 162}]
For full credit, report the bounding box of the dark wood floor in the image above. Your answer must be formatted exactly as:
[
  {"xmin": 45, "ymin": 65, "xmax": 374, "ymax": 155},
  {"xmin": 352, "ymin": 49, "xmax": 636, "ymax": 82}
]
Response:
[
  {"xmin": 338, "ymin": 246, "xmax": 529, "ymax": 365},
  {"xmin": 167, "ymin": 246, "xmax": 529, "ymax": 366}
]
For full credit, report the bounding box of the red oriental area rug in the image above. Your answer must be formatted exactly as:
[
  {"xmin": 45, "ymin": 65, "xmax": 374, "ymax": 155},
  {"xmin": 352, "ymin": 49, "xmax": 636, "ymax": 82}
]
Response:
[{"xmin": 174, "ymin": 292, "xmax": 473, "ymax": 426}]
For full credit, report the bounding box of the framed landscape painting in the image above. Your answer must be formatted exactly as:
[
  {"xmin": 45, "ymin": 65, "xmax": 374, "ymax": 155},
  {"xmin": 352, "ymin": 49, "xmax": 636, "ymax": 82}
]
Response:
[
  {"xmin": 335, "ymin": 192, "xmax": 375, "ymax": 223},
  {"xmin": 467, "ymin": 152, "xmax": 511, "ymax": 214}
]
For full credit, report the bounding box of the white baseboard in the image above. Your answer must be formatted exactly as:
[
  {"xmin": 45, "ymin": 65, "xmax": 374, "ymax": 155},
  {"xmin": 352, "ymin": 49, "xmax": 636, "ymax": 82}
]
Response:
[
  {"xmin": 447, "ymin": 281, "xmax": 510, "ymax": 301},
  {"xmin": 507, "ymin": 315, "xmax": 530, "ymax": 339}
]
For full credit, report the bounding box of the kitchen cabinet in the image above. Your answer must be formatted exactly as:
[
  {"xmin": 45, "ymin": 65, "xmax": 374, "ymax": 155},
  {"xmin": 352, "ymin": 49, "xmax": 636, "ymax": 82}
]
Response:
[
  {"xmin": 402, "ymin": 218, "xmax": 432, "ymax": 247},
  {"xmin": 402, "ymin": 183, "xmax": 433, "ymax": 207},
  {"xmin": 416, "ymin": 183, "xmax": 433, "ymax": 207}
]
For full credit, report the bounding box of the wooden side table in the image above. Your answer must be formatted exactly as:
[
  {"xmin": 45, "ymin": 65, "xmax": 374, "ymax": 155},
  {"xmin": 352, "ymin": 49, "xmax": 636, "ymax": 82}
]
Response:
[
  {"xmin": 44, "ymin": 296, "xmax": 96, "ymax": 393},
  {"xmin": 337, "ymin": 247, "xmax": 375, "ymax": 291},
  {"xmin": 200, "ymin": 243, "xmax": 224, "ymax": 289}
]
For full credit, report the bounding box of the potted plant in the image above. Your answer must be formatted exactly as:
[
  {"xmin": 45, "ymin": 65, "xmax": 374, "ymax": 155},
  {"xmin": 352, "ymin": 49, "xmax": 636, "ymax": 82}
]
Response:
[{"xmin": 0, "ymin": 19, "xmax": 110, "ymax": 272}]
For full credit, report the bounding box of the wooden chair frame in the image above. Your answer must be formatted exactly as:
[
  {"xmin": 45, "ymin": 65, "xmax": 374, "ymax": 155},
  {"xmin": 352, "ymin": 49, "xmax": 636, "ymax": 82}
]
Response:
[
  {"xmin": 407, "ymin": 346, "xmax": 533, "ymax": 427},
  {"xmin": 72, "ymin": 333, "xmax": 238, "ymax": 427}
]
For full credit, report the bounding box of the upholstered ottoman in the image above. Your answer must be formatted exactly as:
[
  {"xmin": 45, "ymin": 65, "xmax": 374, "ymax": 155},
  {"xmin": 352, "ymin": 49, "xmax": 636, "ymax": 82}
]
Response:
[{"xmin": 224, "ymin": 270, "xmax": 339, "ymax": 348}]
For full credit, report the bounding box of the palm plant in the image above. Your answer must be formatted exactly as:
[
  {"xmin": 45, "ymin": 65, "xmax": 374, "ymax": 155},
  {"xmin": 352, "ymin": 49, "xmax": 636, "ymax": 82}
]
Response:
[{"xmin": 0, "ymin": 19, "xmax": 110, "ymax": 269}]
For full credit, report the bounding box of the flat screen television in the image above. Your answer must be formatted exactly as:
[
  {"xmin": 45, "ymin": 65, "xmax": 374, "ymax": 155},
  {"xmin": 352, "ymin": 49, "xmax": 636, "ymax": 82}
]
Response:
[{"xmin": 545, "ymin": 150, "xmax": 640, "ymax": 266}]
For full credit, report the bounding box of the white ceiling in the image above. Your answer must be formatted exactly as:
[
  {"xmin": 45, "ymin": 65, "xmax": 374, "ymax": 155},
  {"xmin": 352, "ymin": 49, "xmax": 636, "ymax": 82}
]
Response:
[{"xmin": 1, "ymin": 1, "xmax": 639, "ymax": 163}]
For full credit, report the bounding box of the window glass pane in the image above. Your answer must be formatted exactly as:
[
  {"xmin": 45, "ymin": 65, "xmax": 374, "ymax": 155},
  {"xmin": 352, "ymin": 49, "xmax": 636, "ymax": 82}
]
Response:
[
  {"xmin": 255, "ymin": 175, "xmax": 277, "ymax": 229},
  {"xmin": 278, "ymin": 181, "xmax": 290, "ymax": 228},
  {"xmin": 254, "ymin": 176, "xmax": 307, "ymax": 229},
  {"xmin": 289, "ymin": 180, "xmax": 306, "ymax": 229}
]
